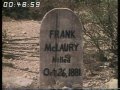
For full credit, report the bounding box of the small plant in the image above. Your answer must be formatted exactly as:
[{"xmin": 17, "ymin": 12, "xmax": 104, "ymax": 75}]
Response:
[
  {"xmin": 2, "ymin": 62, "xmax": 14, "ymax": 68},
  {"xmin": 2, "ymin": 29, "xmax": 8, "ymax": 58},
  {"xmin": 2, "ymin": 29, "xmax": 7, "ymax": 46}
]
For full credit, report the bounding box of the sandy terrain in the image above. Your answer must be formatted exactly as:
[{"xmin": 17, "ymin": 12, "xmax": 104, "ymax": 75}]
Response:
[{"xmin": 2, "ymin": 20, "xmax": 41, "ymax": 88}]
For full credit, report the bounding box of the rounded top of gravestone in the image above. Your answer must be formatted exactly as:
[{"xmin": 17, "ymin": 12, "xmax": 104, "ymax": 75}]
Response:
[
  {"xmin": 41, "ymin": 8, "xmax": 81, "ymax": 24},
  {"xmin": 46, "ymin": 8, "xmax": 73, "ymax": 13}
]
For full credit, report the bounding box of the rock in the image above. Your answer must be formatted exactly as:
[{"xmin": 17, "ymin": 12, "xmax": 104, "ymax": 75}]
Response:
[
  {"xmin": 105, "ymin": 79, "xmax": 118, "ymax": 89},
  {"xmin": 83, "ymin": 83, "xmax": 89, "ymax": 87},
  {"xmin": 6, "ymin": 41, "xmax": 9, "ymax": 43},
  {"xmin": 11, "ymin": 34, "xmax": 15, "ymax": 37},
  {"xmin": 54, "ymin": 81, "xmax": 65, "ymax": 88},
  {"xmin": 39, "ymin": 21, "xmax": 41, "ymax": 24},
  {"xmin": 22, "ymin": 31, "xmax": 27, "ymax": 34},
  {"xmin": 22, "ymin": 73, "xmax": 28, "ymax": 78},
  {"xmin": 72, "ymin": 84, "xmax": 81, "ymax": 88},
  {"xmin": 62, "ymin": 86, "xmax": 72, "ymax": 90},
  {"xmin": 32, "ymin": 75, "xmax": 37, "ymax": 80},
  {"xmin": 24, "ymin": 67, "xmax": 29, "ymax": 71},
  {"xmin": 11, "ymin": 20, "xmax": 15, "ymax": 22},
  {"xmin": 3, "ymin": 76, "xmax": 33, "ymax": 88}
]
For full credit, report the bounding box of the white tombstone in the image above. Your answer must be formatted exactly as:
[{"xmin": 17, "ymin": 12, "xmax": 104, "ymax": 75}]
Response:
[{"xmin": 40, "ymin": 8, "xmax": 83, "ymax": 89}]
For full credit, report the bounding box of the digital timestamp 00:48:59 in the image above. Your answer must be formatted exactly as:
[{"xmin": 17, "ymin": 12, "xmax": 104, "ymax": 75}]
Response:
[{"xmin": 3, "ymin": 2, "xmax": 40, "ymax": 7}]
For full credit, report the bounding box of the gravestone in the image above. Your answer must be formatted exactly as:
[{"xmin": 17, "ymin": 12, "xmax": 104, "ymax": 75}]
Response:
[{"xmin": 40, "ymin": 8, "xmax": 83, "ymax": 89}]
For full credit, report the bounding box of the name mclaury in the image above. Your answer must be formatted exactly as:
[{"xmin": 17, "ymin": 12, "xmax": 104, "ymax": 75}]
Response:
[{"xmin": 44, "ymin": 43, "xmax": 79, "ymax": 51}]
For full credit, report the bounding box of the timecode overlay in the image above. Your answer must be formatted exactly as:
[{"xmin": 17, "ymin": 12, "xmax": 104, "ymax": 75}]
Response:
[{"xmin": 3, "ymin": 1, "xmax": 40, "ymax": 7}]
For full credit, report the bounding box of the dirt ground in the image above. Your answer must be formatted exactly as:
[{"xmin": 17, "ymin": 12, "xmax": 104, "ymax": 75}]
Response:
[
  {"xmin": 2, "ymin": 20, "xmax": 40, "ymax": 89},
  {"xmin": 2, "ymin": 20, "xmax": 118, "ymax": 89}
]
